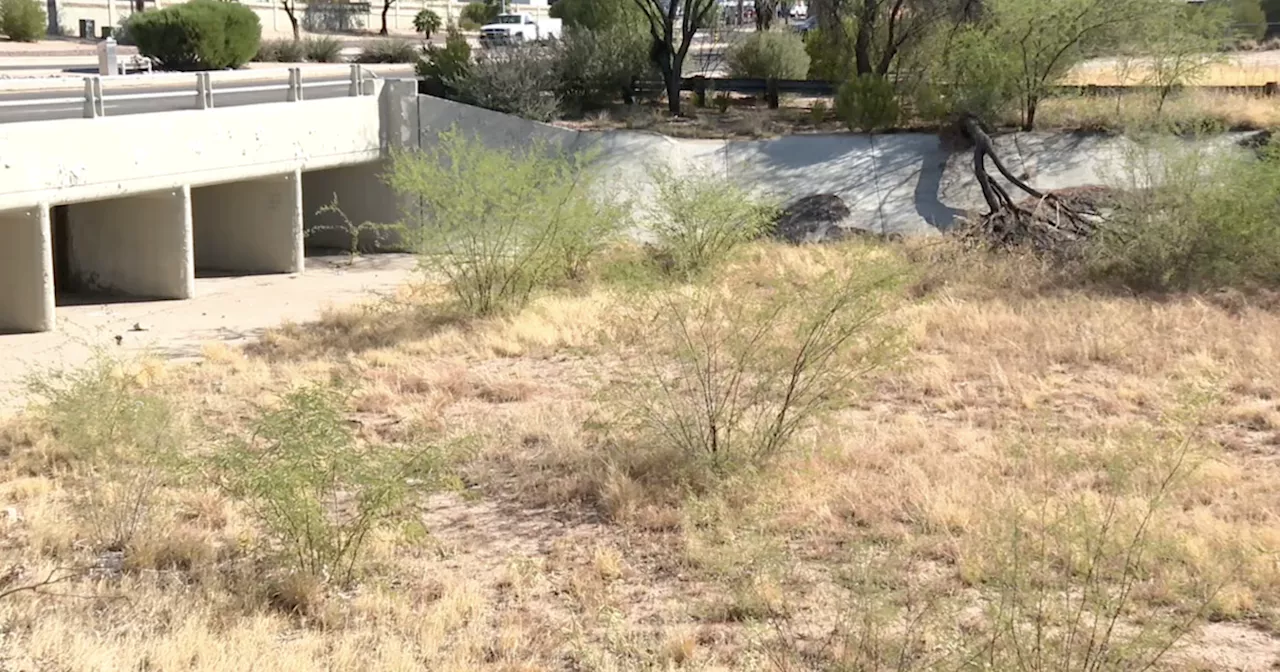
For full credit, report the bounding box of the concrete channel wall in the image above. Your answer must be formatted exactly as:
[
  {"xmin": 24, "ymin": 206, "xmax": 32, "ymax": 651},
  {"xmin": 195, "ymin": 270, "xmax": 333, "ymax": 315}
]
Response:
[{"xmin": 0, "ymin": 89, "xmax": 1262, "ymax": 336}]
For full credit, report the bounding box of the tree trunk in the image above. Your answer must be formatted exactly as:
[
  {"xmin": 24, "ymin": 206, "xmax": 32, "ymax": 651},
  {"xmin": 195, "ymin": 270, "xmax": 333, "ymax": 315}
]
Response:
[
  {"xmin": 283, "ymin": 1, "xmax": 300, "ymax": 41},
  {"xmin": 957, "ymin": 114, "xmax": 1103, "ymax": 252},
  {"xmin": 666, "ymin": 64, "xmax": 681, "ymax": 115},
  {"xmin": 854, "ymin": 14, "xmax": 874, "ymax": 75},
  {"xmin": 1022, "ymin": 94, "xmax": 1038, "ymax": 131},
  {"xmin": 380, "ymin": 0, "xmax": 392, "ymax": 35}
]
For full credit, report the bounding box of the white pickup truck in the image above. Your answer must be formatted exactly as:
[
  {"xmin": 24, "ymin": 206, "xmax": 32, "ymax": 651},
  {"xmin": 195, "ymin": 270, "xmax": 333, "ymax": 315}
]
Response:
[{"xmin": 479, "ymin": 13, "xmax": 563, "ymax": 47}]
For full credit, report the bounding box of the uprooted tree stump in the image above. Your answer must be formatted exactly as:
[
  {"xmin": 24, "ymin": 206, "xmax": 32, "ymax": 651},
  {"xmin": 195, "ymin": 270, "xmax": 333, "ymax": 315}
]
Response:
[{"xmin": 950, "ymin": 113, "xmax": 1110, "ymax": 255}]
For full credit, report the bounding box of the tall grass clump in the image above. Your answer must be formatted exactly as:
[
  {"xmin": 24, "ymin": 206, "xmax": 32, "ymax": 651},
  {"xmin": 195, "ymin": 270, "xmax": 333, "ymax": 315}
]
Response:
[
  {"xmin": 613, "ymin": 262, "xmax": 902, "ymax": 482},
  {"xmin": 640, "ymin": 164, "xmax": 777, "ymax": 278},
  {"xmin": 386, "ymin": 128, "xmax": 625, "ymax": 315},
  {"xmin": 726, "ymin": 30, "xmax": 810, "ymax": 80},
  {"xmin": 302, "ymin": 34, "xmax": 343, "ymax": 62},
  {"xmin": 25, "ymin": 350, "xmax": 183, "ymax": 553},
  {"xmin": 1088, "ymin": 135, "xmax": 1280, "ymax": 291},
  {"xmin": 354, "ymin": 37, "xmax": 418, "ymax": 63},
  {"xmin": 211, "ymin": 382, "xmax": 443, "ymax": 587}
]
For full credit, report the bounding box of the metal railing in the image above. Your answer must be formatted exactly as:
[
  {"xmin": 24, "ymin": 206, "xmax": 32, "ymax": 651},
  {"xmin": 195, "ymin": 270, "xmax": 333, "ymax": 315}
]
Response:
[{"xmin": 0, "ymin": 65, "xmax": 380, "ymax": 119}]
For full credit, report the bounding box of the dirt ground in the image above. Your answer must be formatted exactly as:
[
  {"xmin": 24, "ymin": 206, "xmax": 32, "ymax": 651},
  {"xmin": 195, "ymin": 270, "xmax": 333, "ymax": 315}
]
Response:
[{"xmin": 0, "ymin": 253, "xmax": 416, "ymax": 415}]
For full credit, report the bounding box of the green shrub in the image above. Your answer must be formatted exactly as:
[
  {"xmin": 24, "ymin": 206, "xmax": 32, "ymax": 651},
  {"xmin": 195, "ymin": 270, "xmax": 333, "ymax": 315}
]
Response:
[
  {"xmin": 461, "ymin": 1, "xmax": 497, "ymax": 26},
  {"xmin": 130, "ymin": 0, "xmax": 261, "ymax": 70},
  {"xmin": 915, "ymin": 25, "xmax": 1018, "ymax": 123},
  {"xmin": 413, "ymin": 8, "xmax": 441, "ymax": 37},
  {"xmin": 302, "ymin": 34, "xmax": 343, "ymax": 62},
  {"xmin": 256, "ymin": 37, "xmax": 303, "ymax": 62},
  {"xmin": 1086, "ymin": 137, "xmax": 1280, "ymax": 291},
  {"xmin": 550, "ymin": 0, "xmax": 646, "ymax": 32},
  {"xmin": 386, "ymin": 128, "xmax": 621, "ymax": 315},
  {"xmin": 727, "ymin": 30, "xmax": 810, "ymax": 80},
  {"xmin": 1, "ymin": 0, "xmax": 47, "ymax": 42},
  {"xmin": 555, "ymin": 26, "xmax": 651, "ymax": 112},
  {"xmin": 417, "ymin": 26, "xmax": 471, "ymax": 96},
  {"xmin": 211, "ymin": 382, "xmax": 440, "ymax": 586},
  {"xmin": 803, "ymin": 21, "xmax": 854, "ymax": 81},
  {"xmin": 25, "ymin": 350, "xmax": 183, "ymax": 553},
  {"xmin": 354, "ymin": 37, "xmax": 419, "ymax": 63},
  {"xmin": 614, "ymin": 265, "xmax": 901, "ymax": 480},
  {"xmin": 459, "ymin": 17, "xmax": 481, "ymax": 31},
  {"xmin": 115, "ymin": 10, "xmax": 145, "ymax": 46},
  {"xmin": 641, "ymin": 163, "xmax": 777, "ymax": 278},
  {"xmin": 454, "ymin": 45, "xmax": 561, "ymax": 121},
  {"xmin": 835, "ymin": 73, "xmax": 900, "ymax": 132}
]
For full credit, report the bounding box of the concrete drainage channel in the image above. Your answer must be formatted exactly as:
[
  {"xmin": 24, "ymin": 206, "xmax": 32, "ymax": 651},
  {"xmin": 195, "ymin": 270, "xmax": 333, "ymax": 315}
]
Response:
[{"xmin": 0, "ymin": 87, "xmax": 1267, "ymax": 337}]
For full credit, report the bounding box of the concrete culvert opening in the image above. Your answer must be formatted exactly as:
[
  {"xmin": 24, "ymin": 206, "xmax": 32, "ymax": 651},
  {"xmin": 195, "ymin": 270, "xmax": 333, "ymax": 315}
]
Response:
[
  {"xmin": 58, "ymin": 189, "xmax": 193, "ymax": 306},
  {"xmin": 301, "ymin": 163, "xmax": 406, "ymax": 255},
  {"xmin": 190, "ymin": 174, "xmax": 303, "ymax": 278}
]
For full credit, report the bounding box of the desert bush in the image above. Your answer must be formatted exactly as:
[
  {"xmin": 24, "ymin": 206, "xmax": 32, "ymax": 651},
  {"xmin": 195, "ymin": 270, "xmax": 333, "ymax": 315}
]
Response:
[
  {"xmin": 211, "ymin": 382, "xmax": 439, "ymax": 586},
  {"xmin": 25, "ymin": 351, "xmax": 183, "ymax": 553},
  {"xmin": 114, "ymin": 10, "xmax": 145, "ymax": 46},
  {"xmin": 460, "ymin": 1, "xmax": 497, "ymax": 27},
  {"xmin": 640, "ymin": 163, "xmax": 777, "ymax": 278},
  {"xmin": 550, "ymin": 0, "xmax": 646, "ymax": 32},
  {"xmin": 302, "ymin": 34, "xmax": 343, "ymax": 62},
  {"xmin": 965, "ymin": 432, "xmax": 1218, "ymax": 671},
  {"xmin": 615, "ymin": 265, "xmax": 901, "ymax": 480},
  {"xmin": 417, "ymin": 26, "xmax": 471, "ymax": 96},
  {"xmin": 130, "ymin": 0, "xmax": 261, "ymax": 70},
  {"xmin": 413, "ymin": 8, "xmax": 441, "ymax": 37},
  {"xmin": 354, "ymin": 37, "xmax": 419, "ymax": 63},
  {"xmin": 914, "ymin": 25, "xmax": 1018, "ymax": 123},
  {"xmin": 803, "ymin": 21, "xmax": 855, "ymax": 82},
  {"xmin": 256, "ymin": 37, "xmax": 303, "ymax": 62},
  {"xmin": 1087, "ymin": 135, "xmax": 1280, "ymax": 291},
  {"xmin": 453, "ymin": 45, "xmax": 560, "ymax": 121},
  {"xmin": 0, "ymin": 0, "xmax": 46, "ymax": 42},
  {"xmin": 386, "ymin": 128, "xmax": 623, "ymax": 314},
  {"xmin": 555, "ymin": 26, "xmax": 651, "ymax": 112},
  {"xmin": 835, "ymin": 73, "xmax": 900, "ymax": 132},
  {"xmin": 727, "ymin": 30, "xmax": 810, "ymax": 80}
]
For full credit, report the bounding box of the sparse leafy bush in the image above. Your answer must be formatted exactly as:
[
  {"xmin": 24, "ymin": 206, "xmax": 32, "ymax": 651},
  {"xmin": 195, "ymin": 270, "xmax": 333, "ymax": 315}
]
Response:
[
  {"xmin": 615, "ymin": 265, "xmax": 901, "ymax": 480},
  {"xmin": 354, "ymin": 37, "xmax": 419, "ymax": 63},
  {"xmin": 130, "ymin": 0, "xmax": 261, "ymax": 70},
  {"xmin": 454, "ymin": 45, "xmax": 561, "ymax": 121},
  {"xmin": 803, "ymin": 21, "xmax": 855, "ymax": 81},
  {"xmin": 211, "ymin": 382, "xmax": 439, "ymax": 586},
  {"xmin": 461, "ymin": 1, "xmax": 497, "ymax": 27},
  {"xmin": 256, "ymin": 37, "xmax": 304, "ymax": 62},
  {"xmin": 417, "ymin": 26, "xmax": 471, "ymax": 96},
  {"xmin": 25, "ymin": 351, "xmax": 183, "ymax": 553},
  {"xmin": 915, "ymin": 25, "xmax": 1018, "ymax": 123},
  {"xmin": 387, "ymin": 128, "xmax": 622, "ymax": 314},
  {"xmin": 412, "ymin": 8, "xmax": 441, "ymax": 38},
  {"xmin": 836, "ymin": 73, "xmax": 900, "ymax": 132},
  {"xmin": 1087, "ymin": 136, "xmax": 1280, "ymax": 291},
  {"xmin": 640, "ymin": 164, "xmax": 777, "ymax": 277},
  {"xmin": 727, "ymin": 30, "xmax": 810, "ymax": 80},
  {"xmin": 302, "ymin": 34, "xmax": 343, "ymax": 62},
  {"xmin": 555, "ymin": 26, "xmax": 651, "ymax": 112},
  {"xmin": 550, "ymin": 0, "xmax": 646, "ymax": 32},
  {"xmin": 0, "ymin": 0, "xmax": 46, "ymax": 42}
]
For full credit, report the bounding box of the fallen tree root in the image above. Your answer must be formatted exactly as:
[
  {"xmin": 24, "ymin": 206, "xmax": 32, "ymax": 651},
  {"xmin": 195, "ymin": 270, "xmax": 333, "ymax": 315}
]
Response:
[{"xmin": 950, "ymin": 114, "xmax": 1111, "ymax": 255}]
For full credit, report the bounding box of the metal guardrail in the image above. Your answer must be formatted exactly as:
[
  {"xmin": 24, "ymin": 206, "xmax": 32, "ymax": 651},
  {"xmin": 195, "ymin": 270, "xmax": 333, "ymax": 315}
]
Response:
[{"xmin": 0, "ymin": 65, "xmax": 380, "ymax": 118}]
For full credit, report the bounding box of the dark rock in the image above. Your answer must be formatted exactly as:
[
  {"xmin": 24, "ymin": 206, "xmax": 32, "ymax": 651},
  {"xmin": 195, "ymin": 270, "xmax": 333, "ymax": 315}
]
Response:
[
  {"xmin": 772, "ymin": 194, "xmax": 852, "ymax": 244},
  {"xmin": 771, "ymin": 194, "xmax": 901, "ymax": 244}
]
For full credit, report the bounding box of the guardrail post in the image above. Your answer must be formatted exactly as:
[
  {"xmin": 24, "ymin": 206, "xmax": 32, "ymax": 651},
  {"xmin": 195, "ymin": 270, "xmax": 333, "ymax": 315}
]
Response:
[
  {"xmin": 288, "ymin": 67, "xmax": 304, "ymax": 102},
  {"xmin": 349, "ymin": 64, "xmax": 362, "ymax": 97},
  {"xmin": 82, "ymin": 77, "xmax": 104, "ymax": 118},
  {"xmin": 194, "ymin": 72, "xmax": 213, "ymax": 109}
]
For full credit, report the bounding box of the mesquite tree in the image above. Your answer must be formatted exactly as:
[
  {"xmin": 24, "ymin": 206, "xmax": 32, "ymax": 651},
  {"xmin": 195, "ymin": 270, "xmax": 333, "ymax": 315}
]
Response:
[{"xmin": 633, "ymin": 0, "xmax": 720, "ymax": 115}]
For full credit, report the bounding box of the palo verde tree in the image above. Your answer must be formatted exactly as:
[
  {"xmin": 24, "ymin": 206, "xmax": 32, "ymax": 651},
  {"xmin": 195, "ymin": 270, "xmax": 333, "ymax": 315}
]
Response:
[
  {"xmin": 812, "ymin": 0, "xmax": 977, "ymax": 80},
  {"xmin": 633, "ymin": 0, "xmax": 720, "ymax": 115}
]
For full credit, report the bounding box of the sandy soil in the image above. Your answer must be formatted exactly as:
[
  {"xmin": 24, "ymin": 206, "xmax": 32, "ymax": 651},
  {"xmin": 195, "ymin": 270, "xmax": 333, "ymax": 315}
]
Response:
[{"xmin": 0, "ymin": 253, "xmax": 417, "ymax": 416}]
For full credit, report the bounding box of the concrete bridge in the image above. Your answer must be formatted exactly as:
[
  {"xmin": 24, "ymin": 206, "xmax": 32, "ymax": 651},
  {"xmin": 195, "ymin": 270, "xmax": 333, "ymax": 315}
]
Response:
[{"xmin": 0, "ymin": 68, "xmax": 420, "ymax": 334}]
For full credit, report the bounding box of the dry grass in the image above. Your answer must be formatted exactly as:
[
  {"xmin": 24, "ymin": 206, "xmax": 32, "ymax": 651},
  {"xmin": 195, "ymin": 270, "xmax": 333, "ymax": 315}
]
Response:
[
  {"xmin": 2, "ymin": 241, "xmax": 1280, "ymax": 670},
  {"xmin": 1064, "ymin": 55, "xmax": 1280, "ymax": 87}
]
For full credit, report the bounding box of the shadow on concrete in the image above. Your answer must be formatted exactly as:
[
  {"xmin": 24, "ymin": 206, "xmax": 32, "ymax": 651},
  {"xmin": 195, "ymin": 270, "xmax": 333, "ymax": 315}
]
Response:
[{"xmin": 55, "ymin": 292, "xmax": 179, "ymax": 308}]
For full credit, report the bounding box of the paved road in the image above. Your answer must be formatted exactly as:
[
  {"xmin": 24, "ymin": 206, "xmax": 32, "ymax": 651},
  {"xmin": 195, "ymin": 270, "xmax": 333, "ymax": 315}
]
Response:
[{"xmin": 0, "ymin": 66, "xmax": 416, "ymax": 123}]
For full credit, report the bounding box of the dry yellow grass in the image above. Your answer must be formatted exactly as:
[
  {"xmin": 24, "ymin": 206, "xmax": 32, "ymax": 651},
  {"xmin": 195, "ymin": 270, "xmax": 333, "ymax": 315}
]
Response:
[
  {"xmin": 1064, "ymin": 56, "xmax": 1280, "ymax": 87},
  {"xmin": 2, "ymin": 242, "xmax": 1280, "ymax": 670}
]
